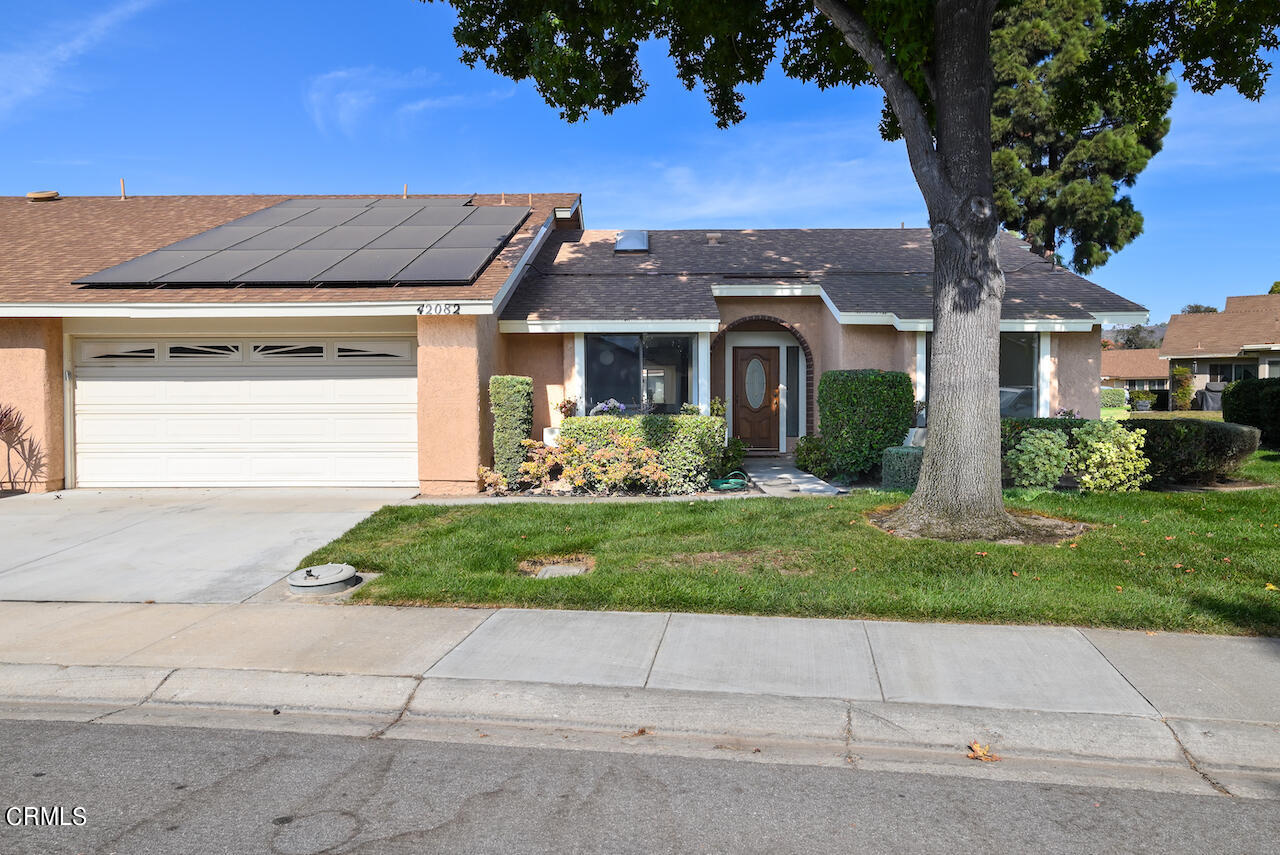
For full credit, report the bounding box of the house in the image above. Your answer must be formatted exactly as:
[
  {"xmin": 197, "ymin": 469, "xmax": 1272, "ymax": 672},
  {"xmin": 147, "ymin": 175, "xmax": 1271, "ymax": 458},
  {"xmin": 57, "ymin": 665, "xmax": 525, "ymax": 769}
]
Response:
[
  {"xmin": 1162, "ymin": 295, "xmax": 1280, "ymax": 393},
  {"xmin": 1100, "ymin": 348, "xmax": 1168, "ymax": 391},
  {"xmin": 0, "ymin": 193, "xmax": 1147, "ymax": 494}
]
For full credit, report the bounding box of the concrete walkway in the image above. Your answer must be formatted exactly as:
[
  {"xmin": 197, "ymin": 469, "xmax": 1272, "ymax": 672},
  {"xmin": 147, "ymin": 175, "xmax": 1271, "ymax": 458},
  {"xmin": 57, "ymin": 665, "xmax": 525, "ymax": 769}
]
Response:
[
  {"xmin": 741, "ymin": 458, "xmax": 842, "ymax": 496},
  {"xmin": 0, "ymin": 602, "xmax": 1277, "ymax": 799}
]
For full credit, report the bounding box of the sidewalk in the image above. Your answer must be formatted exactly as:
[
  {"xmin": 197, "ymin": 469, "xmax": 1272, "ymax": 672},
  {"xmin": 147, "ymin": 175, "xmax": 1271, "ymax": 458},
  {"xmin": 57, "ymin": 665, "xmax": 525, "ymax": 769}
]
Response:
[{"xmin": 1, "ymin": 601, "xmax": 1277, "ymax": 799}]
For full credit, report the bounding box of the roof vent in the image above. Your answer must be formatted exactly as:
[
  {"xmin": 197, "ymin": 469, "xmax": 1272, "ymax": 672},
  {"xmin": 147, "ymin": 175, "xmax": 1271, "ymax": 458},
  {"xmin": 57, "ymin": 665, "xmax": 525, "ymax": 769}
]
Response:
[
  {"xmin": 26, "ymin": 190, "xmax": 59, "ymax": 202},
  {"xmin": 706, "ymin": 232, "xmax": 722, "ymax": 246},
  {"xmin": 614, "ymin": 230, "xmax": 648, "ymax": 253}
]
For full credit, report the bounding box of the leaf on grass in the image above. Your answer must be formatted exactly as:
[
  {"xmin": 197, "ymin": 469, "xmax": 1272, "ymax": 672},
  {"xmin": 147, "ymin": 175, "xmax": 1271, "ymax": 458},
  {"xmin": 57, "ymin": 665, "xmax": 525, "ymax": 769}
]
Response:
[
  {"xmin": 1165, "ymin": 536, "xmax": 1176, "ymax": 541},
  {"xmin": 1173, "ymin": 563, "xmax": 1183, "ymax": 569},
  {"xmin": 967, "ymin": 741, "xmax": 1000, "ymax": 762},
  {"xmin": 1266, "ymin": 583, "xmax": 1279, "ymax": 592},
  {"xmin": 1115, "ymin": 586, "xmax": 1123, "ymax": 592},
  {"xmin": 1011, "ymin": 570, "xmax": 1020, "ymax": 577},
  {"xmin": 975, "ymin": 551, "xmax": 988, "ymax": 557}
]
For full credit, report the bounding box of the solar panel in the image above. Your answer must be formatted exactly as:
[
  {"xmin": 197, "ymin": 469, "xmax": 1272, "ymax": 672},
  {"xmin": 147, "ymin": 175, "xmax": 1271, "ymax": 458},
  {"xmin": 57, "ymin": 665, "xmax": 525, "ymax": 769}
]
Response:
[
  {"xmin": 285, "ymin": 207, "xmax": 367, "ymax": 227},
  {"xmin": 432, "ymin": 223, "xmax": 519, "ymax": 249},
  {"xmin": 311, "ymin": 249, "xmax": 425, "ymax": 282},
  {"xmin": 165, "ymin": 226, "xmax": 270, "ymax": 251},
  {"xmin": 159, "ymin": 250, "xmax": 285, "ymax": 283},
  {"xmin": 402, "ymin": 207, "xmax": 471, "ymax": 227},
  {"xmin": 366, "ymin": 225, "xmax": 451, "ymax": 250},
  {"xmin": 296, "ymin": 226, "xmax": 393, "ymax": 250},
  {"xmin": 74, "ymin": 197, "xmax": 526, "ymax": 286},
  {"xmin": 461, "ymin": 206, "xmax": 530, "ymax": 228},
  {"xmin": 77, "ymin": 250, "xmax": 216, "ymax": 284},
  {"xmin": 344, "ymin": 207, "xmax": 418, "ymax": 227},
  {"xmin": 371, "ymin": 197, "xmax": 470, "ymax": 207},
  {"xmin": 396, "ymin": 247, "xmax": 493, "ymax": 283},
  {"xmin": 237, "ymin": 250, "xmax": 355, "ymax": 283},
  {"xmin": 230, "ymin": 225, "xmax": 332, "ymax": 251}
]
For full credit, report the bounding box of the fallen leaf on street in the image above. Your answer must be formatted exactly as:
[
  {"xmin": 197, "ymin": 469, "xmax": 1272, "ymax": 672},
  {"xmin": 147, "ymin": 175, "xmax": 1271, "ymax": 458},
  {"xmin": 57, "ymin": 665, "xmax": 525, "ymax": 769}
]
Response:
[
  {"xmin": 622, "ymin": 727, "xmax": 652, "ymax": 738},
  {"xmin": 967, "ymin": 741, "xmax": 1000, "ymax": 762}
]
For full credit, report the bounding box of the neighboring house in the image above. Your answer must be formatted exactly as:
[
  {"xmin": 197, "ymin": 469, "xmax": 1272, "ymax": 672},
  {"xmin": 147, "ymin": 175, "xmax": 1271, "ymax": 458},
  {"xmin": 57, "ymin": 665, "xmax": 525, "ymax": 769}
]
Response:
[
  {"xmin": 1162, "ymin": 295, "xmax": 1280, "ymax": 393},
  {"xmin": 0, "ymin": 193, "xmax": 1146, "ymax": 494},
  {"xmin": 1100, "ymin": 348, "xmax": 1168, "ymax": 391}
]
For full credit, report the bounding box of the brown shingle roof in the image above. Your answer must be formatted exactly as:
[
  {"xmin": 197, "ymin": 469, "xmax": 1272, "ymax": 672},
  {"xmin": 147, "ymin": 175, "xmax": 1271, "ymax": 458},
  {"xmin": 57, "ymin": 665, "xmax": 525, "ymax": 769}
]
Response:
[
  {"xmin": 0, "ymin": 193, "xmax": 579, "ymax": 305},
  {"xmin": 502, "ymin": 228, "xmax": 1145, "ymax": 322},
  {"xmin": 1100, "ymin": 348, "xmax": 1166, "ymax": 380},
  {"xmin": 1161, "ymin": 307, "xmax": 1280, "ymax": 357}
]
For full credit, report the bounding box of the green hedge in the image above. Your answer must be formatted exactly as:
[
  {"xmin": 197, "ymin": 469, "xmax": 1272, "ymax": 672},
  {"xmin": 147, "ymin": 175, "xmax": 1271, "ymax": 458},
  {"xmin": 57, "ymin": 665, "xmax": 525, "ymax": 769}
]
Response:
[
  {"xmin": 1223, "ymin": 377, "xmax": 1280, "ymax": 444},
  {"xmin": 1134, "ymin": 418, "xmax": 1261, "ymax": 484},
  {"xmin": 794, "ymin": 435, "xmax": 832, "ymax": 479},
  {"xmin": 881, "ymin": 446, "xmax": 924, "ymax": 491},
  {"xmin": 1100, "ymin": 387, "xmax": 1128, "ymax": 408},
  {"xmin": 489, "ymin": 375, "xmax": 533, "ymax": 483},
  {"xmin": 817, "ymin": 370, "xmax": 914, "ymax": 477},
  {"xmin": 559, "ymin": 414, "xmax": 726, "ymax": 493},
  {"xmin": 1000, "ymin": 417, "xmax": 1090, "ymax": 454}
]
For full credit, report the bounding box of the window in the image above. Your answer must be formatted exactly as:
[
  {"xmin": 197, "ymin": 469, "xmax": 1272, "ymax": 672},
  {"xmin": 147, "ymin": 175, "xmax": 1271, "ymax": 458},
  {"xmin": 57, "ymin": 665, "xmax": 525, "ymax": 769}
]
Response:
[
  {"xmin": 335, "ymin": 340, "xmax": 413, "ymax": 361},
  {"xmin": 998, "ymin": 332, "xmax": 1038, "ymax": 418},
  {"xmin": 251, "ymin": 342, "xmax": 325, "ymax": 360},
  {"xmin": 1209, "ymin": 363, "xmax": 1256, "ymax": 383},
  {"xmin": 167, "ymin": 343, "xmax": 241, "ymax": 360},
  {"xmin": 786, "ymin": 345, "xmax": 800, "ymax": 437},
  {"xmin": 79, "ymin": 342, "xmax": 157, "ymax": 361},
  {"xmin": 585, "ymin": 334, "xmax": 694, "ymax": 414}
]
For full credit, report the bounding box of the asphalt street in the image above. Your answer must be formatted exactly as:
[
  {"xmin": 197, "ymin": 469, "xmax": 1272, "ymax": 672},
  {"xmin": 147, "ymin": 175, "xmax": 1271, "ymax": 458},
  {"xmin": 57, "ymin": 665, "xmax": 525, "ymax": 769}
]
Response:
[{"xmin": 0, "ymin": 720, "xmax": 1276, "ymax": 855}]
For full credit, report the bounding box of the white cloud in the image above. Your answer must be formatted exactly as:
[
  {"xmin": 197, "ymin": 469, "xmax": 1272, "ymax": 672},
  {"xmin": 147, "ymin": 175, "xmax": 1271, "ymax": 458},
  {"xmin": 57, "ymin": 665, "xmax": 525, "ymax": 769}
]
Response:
[
  {"xmin": 0, "ymin": 0, "xmax": 159, "ymax": 120},
  {"xmin": 569, "ymin": 119, "xmax": 925, "ymax": 229},
  {"xmin": 306, "ymin": 67, "xmax": 516, "ymax": 135}
]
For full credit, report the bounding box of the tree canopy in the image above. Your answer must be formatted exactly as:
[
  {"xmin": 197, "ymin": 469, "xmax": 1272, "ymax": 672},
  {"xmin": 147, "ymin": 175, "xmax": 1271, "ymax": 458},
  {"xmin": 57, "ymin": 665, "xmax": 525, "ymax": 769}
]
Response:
[
  {"xmin": 991, "ymin": 0, "xmax": 1173, "ymax": 274},
  {"xmin": 1180, "ymin": 303, "xmax": 1218, "ymax": 313}
]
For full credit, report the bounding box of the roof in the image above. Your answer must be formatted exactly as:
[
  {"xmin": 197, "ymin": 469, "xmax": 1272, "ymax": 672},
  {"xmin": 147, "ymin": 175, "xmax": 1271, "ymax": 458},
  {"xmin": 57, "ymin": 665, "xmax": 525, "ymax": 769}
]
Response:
[
  {"xmin": 1162, "ymin": 301, "xmax": 1280, "ymax": 358},
  {"xmin": 0, "ymin": 193, "xmax": 579, "ymax": 306},
  {"xmin": 501, "ymin": 228, "xmax": 1146, "ymax": 324},
  {"xmin": 1100, "ymin": 348, "xmax": 1166, "ymax": 379}
]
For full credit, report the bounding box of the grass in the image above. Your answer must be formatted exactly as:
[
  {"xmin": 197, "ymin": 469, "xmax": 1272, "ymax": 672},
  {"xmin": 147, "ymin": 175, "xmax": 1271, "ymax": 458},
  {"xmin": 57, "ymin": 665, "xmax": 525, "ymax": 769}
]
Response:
[
  {"xmin": 302, "ymin": 472, "xmax": 1280, "ymax": 635},
  {"xmin": 1102, "ymin": 407, "xmax": 1227, "ymax": 422}
]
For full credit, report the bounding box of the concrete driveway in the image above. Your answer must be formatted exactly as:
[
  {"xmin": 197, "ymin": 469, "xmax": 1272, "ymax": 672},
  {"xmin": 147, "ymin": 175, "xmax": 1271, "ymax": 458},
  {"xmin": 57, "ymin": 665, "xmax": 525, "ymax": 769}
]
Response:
[{"xmin": 0, "ymin": 488, "xmax": 413, "ymax": 603}]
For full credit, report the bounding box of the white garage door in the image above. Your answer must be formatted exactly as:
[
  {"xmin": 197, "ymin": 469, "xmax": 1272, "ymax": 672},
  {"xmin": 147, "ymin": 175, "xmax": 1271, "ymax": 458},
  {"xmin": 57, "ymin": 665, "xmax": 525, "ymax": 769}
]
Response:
[{"xmin": 73, "ymin": 338, "xmax": 418, "ymax": 487}]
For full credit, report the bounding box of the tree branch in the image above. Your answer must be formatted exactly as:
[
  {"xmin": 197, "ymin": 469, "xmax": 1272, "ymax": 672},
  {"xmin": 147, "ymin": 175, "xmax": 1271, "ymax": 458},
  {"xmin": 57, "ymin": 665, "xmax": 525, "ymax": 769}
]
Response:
[{"xmin": 813, "ymin": 0, "xmax": 954, "ymax": 213}]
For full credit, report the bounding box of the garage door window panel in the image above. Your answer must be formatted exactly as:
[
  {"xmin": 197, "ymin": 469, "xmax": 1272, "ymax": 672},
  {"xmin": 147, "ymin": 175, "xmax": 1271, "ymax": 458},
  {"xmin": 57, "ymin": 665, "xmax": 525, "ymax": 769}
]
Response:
[
  {"xmin": 167, "ymin": 343, "xmax": 242, "ymax": 360},
  {"xmin": 251, "ymin": 342, "xmax": 326, "ymax": 361}
]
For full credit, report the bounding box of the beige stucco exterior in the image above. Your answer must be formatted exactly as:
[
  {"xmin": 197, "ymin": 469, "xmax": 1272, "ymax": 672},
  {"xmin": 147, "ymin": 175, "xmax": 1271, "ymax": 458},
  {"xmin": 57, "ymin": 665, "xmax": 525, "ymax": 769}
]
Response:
[
  {"xmin": 0, "ymin": 318, "xmax": 65, "ymax": 492},
  {"xmin": 1051, "ymin": 328, "xmax": 1102, "ymax": 419}
]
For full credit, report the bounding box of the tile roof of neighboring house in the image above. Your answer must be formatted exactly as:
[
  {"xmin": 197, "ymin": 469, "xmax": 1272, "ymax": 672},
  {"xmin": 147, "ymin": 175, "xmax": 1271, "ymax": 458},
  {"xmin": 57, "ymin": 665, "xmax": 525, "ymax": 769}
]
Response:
[
  {"xmin": 1161, "ymin": 303, "xmax": 1280, "ymax": 358},
  {"xmin": 0, "ymin": 193, "xmax": 579, "ymax": 305},
  {"xmin": 1100, "ymin": 348, "xmax": 1166, "ymax": 379},
  {"xmin": 501, "ymin": 228, "xmax": 1145, "ymax": 323}
]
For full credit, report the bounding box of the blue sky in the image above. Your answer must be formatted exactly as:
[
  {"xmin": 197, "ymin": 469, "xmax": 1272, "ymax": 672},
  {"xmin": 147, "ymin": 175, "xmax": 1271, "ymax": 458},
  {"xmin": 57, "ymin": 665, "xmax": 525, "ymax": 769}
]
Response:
[{"xmin": 3, "ymin": 0, "xmax": 1278, "ymax": 323}]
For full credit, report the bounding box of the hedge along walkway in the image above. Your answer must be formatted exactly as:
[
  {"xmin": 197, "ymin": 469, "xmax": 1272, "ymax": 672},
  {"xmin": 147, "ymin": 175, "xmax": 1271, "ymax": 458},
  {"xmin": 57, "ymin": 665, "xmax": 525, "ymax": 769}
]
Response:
[{"xmin": 300, "ymin": 476, "xmax": 1280, "ymax": 636}]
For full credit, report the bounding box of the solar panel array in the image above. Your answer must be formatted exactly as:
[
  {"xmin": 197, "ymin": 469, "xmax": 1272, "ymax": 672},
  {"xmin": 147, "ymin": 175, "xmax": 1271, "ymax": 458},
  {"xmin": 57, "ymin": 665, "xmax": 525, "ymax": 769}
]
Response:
[{"xmin": 76, "ymin": 198, "xmax": 531, "ymax": 287}]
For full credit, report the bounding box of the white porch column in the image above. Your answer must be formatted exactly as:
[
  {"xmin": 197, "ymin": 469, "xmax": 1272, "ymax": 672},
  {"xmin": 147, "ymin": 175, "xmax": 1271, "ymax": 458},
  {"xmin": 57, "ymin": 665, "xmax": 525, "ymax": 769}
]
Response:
[
  {"xmin": 914, "ymin": 331, "xmax": 927, "ymax": 402},
  {"xmin": 572, "ymin": 333, "xmax": 586, "ymax": 415},
  {"xmin": 696, "ymin": 331, "xmax": 712, "ymax": 414},
  {"xmin": 1036, "ymin": 332, "xmax": 1053, "ymax": 416}
]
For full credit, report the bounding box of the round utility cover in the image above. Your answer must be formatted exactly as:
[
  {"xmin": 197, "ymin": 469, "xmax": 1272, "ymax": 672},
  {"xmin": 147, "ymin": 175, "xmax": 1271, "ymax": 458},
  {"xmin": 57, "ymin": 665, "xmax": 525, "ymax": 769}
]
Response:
[{"xmin": 288, "ymin": 563, "xmax": 358, "ymax": 594}]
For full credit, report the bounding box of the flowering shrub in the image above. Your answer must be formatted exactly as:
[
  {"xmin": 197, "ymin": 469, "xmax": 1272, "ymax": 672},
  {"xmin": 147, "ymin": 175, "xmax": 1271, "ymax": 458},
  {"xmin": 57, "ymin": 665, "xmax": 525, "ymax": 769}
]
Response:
[
  {"xmin": 557, "ymin": 397, "xmax": 579, "ymax": 419},
  {"xmin": 1070, "ymin": 420, "xmax": 1151, "ymax": 492},
  {"xmin": 479, "ymin": 434, "xmax": 671, "ymax": 495},
  {"xmin": 589, "ymin": 398, "xmax": 627, "ymax": 416},
  {"xmin": 1004, "ymin": 428, "xmax": 1070, "ymax": 489}
]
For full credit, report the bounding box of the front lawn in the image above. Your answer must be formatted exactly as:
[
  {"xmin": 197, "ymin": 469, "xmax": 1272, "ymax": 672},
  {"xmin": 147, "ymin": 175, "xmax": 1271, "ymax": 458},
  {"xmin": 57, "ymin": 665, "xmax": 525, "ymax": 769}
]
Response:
[{"xmin": 302, "ymin": 478, "xmax": 1280, "ymax": 635}]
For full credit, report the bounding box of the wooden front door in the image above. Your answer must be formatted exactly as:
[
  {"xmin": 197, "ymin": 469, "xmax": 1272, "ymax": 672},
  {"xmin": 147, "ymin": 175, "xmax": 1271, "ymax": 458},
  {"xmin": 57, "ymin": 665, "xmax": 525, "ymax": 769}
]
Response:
[{"xmin": 733, "ymin": 347, "xmax": 779, "ymax": 449}]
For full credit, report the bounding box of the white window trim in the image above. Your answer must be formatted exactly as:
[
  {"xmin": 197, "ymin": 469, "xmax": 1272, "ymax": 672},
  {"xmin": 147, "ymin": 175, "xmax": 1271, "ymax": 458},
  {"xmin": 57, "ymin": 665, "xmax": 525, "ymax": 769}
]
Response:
[{"xmin": 723, "ymin": 331, "xmax": 806, "ymax": 453}]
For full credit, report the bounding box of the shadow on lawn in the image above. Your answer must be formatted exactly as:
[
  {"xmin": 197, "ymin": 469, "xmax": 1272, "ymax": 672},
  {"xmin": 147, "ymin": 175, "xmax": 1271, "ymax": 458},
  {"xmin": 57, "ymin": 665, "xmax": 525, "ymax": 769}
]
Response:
[{"xmin": 1188, "ymin": 593, "xmax": 1280, "ymax": 639}]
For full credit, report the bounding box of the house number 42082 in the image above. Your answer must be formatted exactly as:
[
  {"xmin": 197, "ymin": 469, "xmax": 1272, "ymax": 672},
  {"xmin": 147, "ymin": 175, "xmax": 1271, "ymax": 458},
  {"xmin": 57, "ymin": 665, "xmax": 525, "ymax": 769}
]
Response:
[{"xmin": 417, "ymin": 303, "xmax": 461, "ymax": 315}]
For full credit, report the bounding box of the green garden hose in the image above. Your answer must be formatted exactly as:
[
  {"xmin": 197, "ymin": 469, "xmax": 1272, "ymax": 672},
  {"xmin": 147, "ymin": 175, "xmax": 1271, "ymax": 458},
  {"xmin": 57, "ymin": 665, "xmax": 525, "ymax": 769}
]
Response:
[{"xmin": 709, "ymin": 470, "xmax": 749, "ymax": 491}]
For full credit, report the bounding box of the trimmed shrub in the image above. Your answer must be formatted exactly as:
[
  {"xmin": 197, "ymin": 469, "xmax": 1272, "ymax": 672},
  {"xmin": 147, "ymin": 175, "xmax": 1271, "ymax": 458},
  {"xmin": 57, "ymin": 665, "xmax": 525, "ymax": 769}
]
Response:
[
  {"xmin": 1100, "ymin": 387, "xmax": 1128, "ymax": 408},
  {"xmin": 1223, "ymin": 377, "xmax": 1280, "ymax": 444},
  {"xmin": 1171, "ymin": 364, "xmax": 1194, "ymax": 411},
  {"xmin": 817, "ymin": 370, "xmax": 914, "ymax": 477},
  {"xmin": 1136, "ymin": 418, "xmax": 1261, "ymax": 485},
  {"xmin": 1005, "ymin": 428, "xmax": 1071, "ymax": 489},
  {"xmin": 513, "ymin": 436, "xmax": 670, "ymax": 495},
  {"xmin": 1070, "ymin": 420, "xmax": 1151, "ymax": 492},
  {"xmin": 881, "ymin": 446, "xmax": 924, "ymax": 491},
  {"xmin": 1129, "ymin": 390, "xmax": 1156, "ymax": 406},
  {"xmin": 489, "ymin": 375, "xmax": 533, "ymax": 483},
  {"xmin": 794, "ymin": 434, "xmax": 833, "ymax": 479},
  {"xmin": 559, "ymin": 414, "xmax": 726, "ymax": 493},
  {"xmin": 1001, "ymin": 417, "xmax": 1089, "ymax": 454}
]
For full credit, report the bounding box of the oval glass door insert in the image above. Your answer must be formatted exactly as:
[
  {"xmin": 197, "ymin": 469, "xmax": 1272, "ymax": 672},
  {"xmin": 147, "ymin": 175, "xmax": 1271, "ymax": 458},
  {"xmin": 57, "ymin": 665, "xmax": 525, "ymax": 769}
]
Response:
[{"xmin": 745, "ymin": 357, "xmax": 766, "ymax": 408}]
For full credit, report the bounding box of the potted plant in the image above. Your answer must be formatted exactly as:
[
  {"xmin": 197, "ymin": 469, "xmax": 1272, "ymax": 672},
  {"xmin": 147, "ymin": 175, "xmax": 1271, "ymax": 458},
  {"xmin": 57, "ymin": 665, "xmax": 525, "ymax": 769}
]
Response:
[
  {"xmin": 544, "ymin": 397, "xmax": 580, "ymax": 446},
  {"xmin": 1130, "ymin": 390, "xmax": 1156, "ymax": 412}
]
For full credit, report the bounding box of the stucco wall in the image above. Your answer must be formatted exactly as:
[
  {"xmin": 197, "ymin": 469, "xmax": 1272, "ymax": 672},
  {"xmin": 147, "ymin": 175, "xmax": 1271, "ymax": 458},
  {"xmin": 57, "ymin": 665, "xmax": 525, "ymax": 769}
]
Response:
[
  {"xmin": 417, "ymin": 314, "xmax": 502, "ymax": 495},
  {"xmin": 501, "ymin": 332, "xmax": 567, "ymax": 434},
  {"xmin": 0, "ymin": 318, "xmax": 64, "ymax": 492},
  {"xmin": 1052, "ymin": 328, "xmax": 1101, "ymax": 419}
]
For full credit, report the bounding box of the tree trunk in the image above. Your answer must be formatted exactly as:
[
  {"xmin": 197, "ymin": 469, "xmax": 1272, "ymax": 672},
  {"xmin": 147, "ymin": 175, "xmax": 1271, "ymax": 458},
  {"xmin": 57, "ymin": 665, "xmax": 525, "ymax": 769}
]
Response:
[
  {"xmin": 886, "ymin": 199, "xmax": 1022, "ymax": 539},
  {"xmin": 884, "ymin": 0, "xmax": 1023, "ymax": 539}
]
